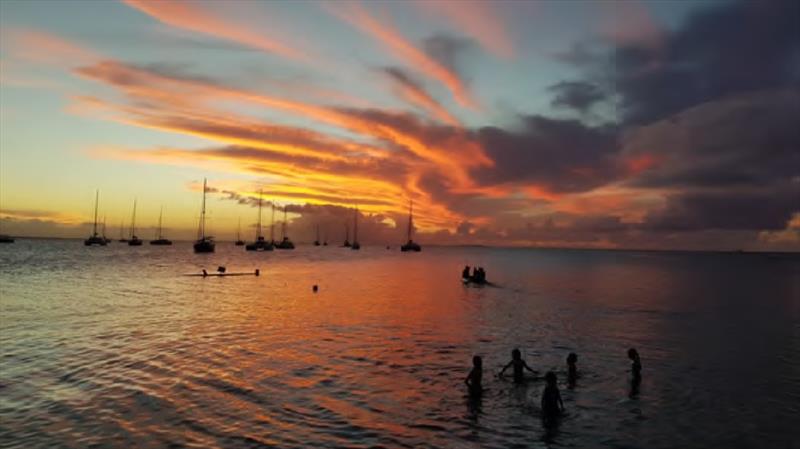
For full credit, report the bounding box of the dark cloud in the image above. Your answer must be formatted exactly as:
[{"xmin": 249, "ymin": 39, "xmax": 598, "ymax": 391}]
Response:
[
  {"xmin": 474, "ymin": 115, "xmax": 620, "ymax": 193},
  {"xmin": 548, "ymin": 80, "xmax": 606, "ymax": 113},
  {"xmin": 643, "ymin": 185, "xmax": 799, "ymax": 232},
  {"xmin": 612, "ymin": 0, "xmax": 800, "ymax": 124}
]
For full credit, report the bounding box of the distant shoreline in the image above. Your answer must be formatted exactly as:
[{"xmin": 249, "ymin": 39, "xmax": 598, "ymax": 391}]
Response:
[{"xmin": 3, "ymin": 236, "xmax": 798, "ymax": 255}]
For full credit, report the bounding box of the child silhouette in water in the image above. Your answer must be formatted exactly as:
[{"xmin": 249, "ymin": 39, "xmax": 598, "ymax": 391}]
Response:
[
  {"xmin": 567, "ymin": 352, "xmax": 578, "ymax": 387},
  {"xmin": 541, "ymin": 371, "xmax": 564, "ymax": 426},
  {"xmin": 628, "ymin": 348, "xmax": 642, "ymax": 380},
  {"xmin": 465, "ymin": 355, "xmax": 483, "ymax": 396},
  {"xmin": 499, "ymin": 348, "xmax": 536, "ymax": 383}
]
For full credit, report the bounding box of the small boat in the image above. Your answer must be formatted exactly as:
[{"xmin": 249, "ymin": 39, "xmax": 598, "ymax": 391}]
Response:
[
  {"xmin": 127, "ymin": 199, "xmax": 143, "ymax": 246},
  {"xmin": 0, "ymin": 235, "xmax": 14, "ymax": 243},
  {"xmin": 150, "ymin": 206, "xmax": 172, "ymax": 245},
  {"xmin": 342, "ymin": 223, "xmax": 351, "ymax": 247},
  {"xmin": 274, "ymin": 206, "xmax": 294, "ymax": 249},
  {"xmin": 235, "ymin": 218, "xmax": 245, "ymax": 246},
  {"xmin": 314, "ymin": 224, "xmax": 321, "ymax": 246},
  {"xmin": 351, "ymin": 207, "xmax": 360, "ymax": 250},
  {"xmin": 84, "ymin": 190, "xmax": 107, "ymax": 246},
  {"xmin": 400, "ymin": 200, "xmax": 421, "ymax": 252},
  {"xmin": 193, "ymin": 178, "xmax": 215, "ymax": 253},
  {"xmin": 117, "ymin": 220, "xmax": 128, "ymax": 242},
  {"xmin": 246, "ymin": 190, "xmax": 273, "ymax": 251}
]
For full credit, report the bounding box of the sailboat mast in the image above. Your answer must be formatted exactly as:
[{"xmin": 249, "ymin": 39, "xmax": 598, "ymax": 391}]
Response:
[
  {"xmin": 92, "ymin": 190, "xmax": 99, "ymax": 236},
  {"xmin": 130, "ymin": 199, "xmax": 137, "ymax": 237},
  {"xmin": 237, "ymin": 217, "xmax": 241, "ymax": 240},
  {"xmin": 256, "ymin": 190, "xmax": 263, "ymax": 239},
  {"xmin": 102, "ymin": 215, "xmax": 107, "ymax": 238},
  {"xmin": 282, "ymin": 207, "xmax": 287, "ymax": 239},
  {"xmin": 316, "ymin": 224, "xmax": 320, "ymax": 241},
  {"xmin": 270, "ymin": 203, "xmax": 275, "ymax": 242},
  {"xmin": 198, "ymin": 178, "xmax": 207, "ymax": 240},
  {"xmin": 407, "ymin": 200, "xmax": 413, "ymax": 241},
  {"xmin": 353, "ymin": 207, "xmax": 358, "ymax": 242},
  {"xmin": 157, "ymin": 207, "xmax": 163, "ymax": 239}
]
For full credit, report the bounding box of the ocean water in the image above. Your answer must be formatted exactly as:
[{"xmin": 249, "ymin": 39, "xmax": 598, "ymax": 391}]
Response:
[{"xmin": 0, "ymin": 240, "xmax": 798, "ymax": 449}]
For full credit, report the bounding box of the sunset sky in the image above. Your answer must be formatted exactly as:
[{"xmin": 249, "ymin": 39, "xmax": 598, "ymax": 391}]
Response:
[{"xmin": 0, "ymin": 0, "xmax": 798, "ymax": 250}]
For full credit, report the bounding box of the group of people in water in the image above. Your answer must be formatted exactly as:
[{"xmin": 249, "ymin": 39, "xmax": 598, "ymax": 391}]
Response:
[
  {"xmin": 464, "ymin": 347, "xmax": 643, "ymax": 427},
  {"xmin": 462, "ymin": 265, "xmax": 487, "ymax": 283}
]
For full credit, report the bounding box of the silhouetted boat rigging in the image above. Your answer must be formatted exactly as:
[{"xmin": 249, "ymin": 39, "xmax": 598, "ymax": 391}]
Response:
[
  {"xmin": 351, "ymin": 207, "xmax": 360, "ymax": 250},
  {"xmin": 400, "ymin": 200, "xmax": 421, "ymax": 252},
  {"xmin": 84, "ymin": 189, "xmax": 106, "ymax": 246},
  {"xmin": 342, "ymin": 223, "xmax": 351, "ymax": 247},
  {"xmin": 102, "ymin": 215, "xmax": 111, "ymax": 244},
  {"xmin": 235, "ymin": 218, "xmax": 245, "ymax": 246},
  {"xmin": 127, "ymin": 199, "xmax": 143, "ymax": 246},
  {"xmin": 275, "ymin": 206, "xmax": 295, "ymax": 249},
  {"xmin": 150, "ymin": 206, "xmax": 172, "ymax": 245},
  {"xmin": 117, "ymin": 219, "xmax": 128, "ymax": 242},
  {"xmin": 246, "ymin": 189, "xmax": 273, "ymax": 251},
  {"xmin": 193, "ymin": 178, "xmax": 215, "ymax": 253}
]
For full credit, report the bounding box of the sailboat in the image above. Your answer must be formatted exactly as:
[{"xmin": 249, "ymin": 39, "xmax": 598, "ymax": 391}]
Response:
[
  {"xmin": 269, "ymin": 203, "xmax": 276, "ymax": 246},
  {"xmin": 314, "ymin": 224, "xmax": 321, "ymax": 246},
  {"xmin": 351, "ymin": 207, "xmax": 360, "ymax": 250},
  {"xmin": 128, "ymin": 199, "xmax": 143, "ymax": 246},
  {"xmin": 84, "ymin": 189, "xmax": 107, "ymax": 246},
  {"xmin": 102, "ymin": 215, "xmax": 111, "ymax": 244},
  {"xmin": 275, "ymin": 206, "xmax": 295, "ymax": 249},
  {"xmin": 400, "ymin": 199, "xmax": 421, "ymax": 252},
  {"xmin": 342, "ymin": 223, "xmax": 351, "ymax": 247},
  {"xmin": 150, "ymin": 206, "xmax": 172, "ymax": 245},
  {"xmin": 193, "ymin": 178, "xmax": 215, "ymax": 253},
  {"xmin": 118, "ymin": 220, "xmax": 128, "ymax": 242},
  {"xmin": 235, "ymin": 218, "xmax": 245, "ymax": 246},
  {"xmin": 246, "ymin": 189, "xmax": 273, "ymax": 251}
]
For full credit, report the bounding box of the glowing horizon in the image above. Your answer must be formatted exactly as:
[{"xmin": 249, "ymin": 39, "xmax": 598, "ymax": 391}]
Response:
[{"xmin": 1, "ymin": 0, "xmax": 798, "ymax": 250}]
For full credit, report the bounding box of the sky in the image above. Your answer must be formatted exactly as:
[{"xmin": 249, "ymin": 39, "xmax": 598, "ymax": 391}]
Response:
[{"xmin": 0, "ymin": 0, "xmax": 798, "ymax": 250}]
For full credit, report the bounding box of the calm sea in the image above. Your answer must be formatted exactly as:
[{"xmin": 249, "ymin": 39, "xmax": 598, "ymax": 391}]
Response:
[{"xmin": 1, "ymin": 240, "xmax": 798, "ymax": 448}]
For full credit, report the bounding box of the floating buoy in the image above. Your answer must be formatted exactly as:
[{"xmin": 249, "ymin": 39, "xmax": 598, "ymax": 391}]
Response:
[
  {"xmin": 255, "ymin": 269, "xmax": 260, "ymax": 276},
  {"xmin": 312, "ymin": 284, "xmax": 319, "ymax": 292}
]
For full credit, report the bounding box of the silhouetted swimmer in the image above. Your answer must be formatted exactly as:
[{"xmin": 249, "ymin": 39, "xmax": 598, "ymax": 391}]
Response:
[
  {"xmin": 254, "ymin": 269, "xmax": 260, "ymax": 276},
  {"xmin": 464, "ymin": 355, "xmax": 483, "ymax": 396},
  {"xmin": 499, "ymin": 348, "xmax": 536, "ymax": 383},
  {"xmin": 462, "ymin": 265, "xmax": 471, "ymax": 279},
  {"xmin": 541, "ymin": 371, "xmax": 564, "ymax": 427},
  {"xmin": 217, "ymin": 266, "xmax": 226, "ymax": 274},
  {"xmin": 202, "ymin": 269, "xmax": 208, "ymax": 277},
  {"xmin": 628, "ymin": 348, "xmax": 642, "ymax": 379},
  {"xmin": 567, "ymin": 352, "xmax": 578, "ymax": 387},
  {"xmin": 312, "ymin": 284, "xmax": 319, "ymax": 293}
]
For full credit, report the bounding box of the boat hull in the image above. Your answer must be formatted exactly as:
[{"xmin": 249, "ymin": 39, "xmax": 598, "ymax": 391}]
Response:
[
  {"xmin": 150, "ymin": 239, "xmax": 172, "ymax": 245},
  {"xmin": 400, "ymin": 241, "xmax": 421, "ymax": 252},
  {"xmin": 128, "ymin": 238, "xmax": 143, "ymax": 246},
  {"xmin": 194, "ymin": 241, "xmax": 215, "ymax": 253},
  {"xmin": 84, "ymin": 236, "xmax": 107, "ymax": 246}
]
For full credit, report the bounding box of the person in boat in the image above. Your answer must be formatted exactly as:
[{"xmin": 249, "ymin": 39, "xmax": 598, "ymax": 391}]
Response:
[
  {"xmin": 464, "ymin": 355, "xmax": 483, "ymax": 397},
  {"xmin": 499, "ymin": 348, "xmax": 537, "ymax": 383},
  {"xmin": 541, "ymin": 371, "xmax": 564, "ymax": 427},
  {"xmin": 462, "ymin": 265, "xmax": 471, "ymax": 280},
  {"xmin": 567, "ymin": 352, "xmax": 578, "ymax": 388},
  {"xmin": 471, "ymin": 267, "xmax": 481, "ymax": 282},
  {"xmin": 477, "ymin": 267, "xmax": 486, "ymax": 283}
]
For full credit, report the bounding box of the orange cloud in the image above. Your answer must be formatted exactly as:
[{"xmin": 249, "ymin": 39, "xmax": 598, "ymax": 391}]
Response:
[
  {"xmin": 1, "ymin": 28, "xmax": 101, "ymax": 66},
  {"xmin": 415, "ymin": 0, "xmax": 515, "ymax": 59},
  {"xmin": 122, "ymin": 0, "xmax": 307, "ymax": 61},
  {"xmin": 327, "ymin": 2, "xmax": 477, "ymax": 109}
]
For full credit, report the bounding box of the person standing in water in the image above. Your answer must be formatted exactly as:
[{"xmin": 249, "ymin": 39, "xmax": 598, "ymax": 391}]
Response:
[
  {"xmin": 541, "ymin": 371, "xmax": 564, "ymax": 427},
  {"xmin": 462, "ymin": 265, "xmax": 471, "ymax": 280},
  {"xmin": 499, "ymin": 348, "xmax": 536, "ymax": 383},
  {"xmin": 566, "ymin": 353, "xmax": 578, "ymax": 387},
  {"xmin": 628, "ymin": 348, "xmax": 642, "ymax": 380},
  {"xmin": 464, "ymin": 355, "xmax": 483, "ymax": 396}
]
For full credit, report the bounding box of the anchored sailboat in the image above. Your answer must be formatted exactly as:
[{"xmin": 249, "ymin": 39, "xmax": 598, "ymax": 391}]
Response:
[
  {"xmin": 342, "ymin": 223, "xmax": 351, "ymax": 247},
  {"xmin": 84, "ymin": 189, "xmax": 106, "ymax": 246},
  {"xmin": 128, "ymin": 199, "xmax": 143, "ymax": 246},
  {"xmin": 235, "ymin": 218, "xmax": 245, "ymax": 246},
  {"xmin": 150, "ymin": 206, "xmax": 172, "ymax": 245},
  {"xmin": 102, "ymin": 215, "xmax": 111, "ymax": 244},
  {"xmin": 246, "ymin": 189, "xmax": 273, "ymax": 251},
  {"xmin": 193, "ymin": 178, "xmax": 215, "ymax": 253},
  {"xmin": 275, "ymin": 206, "xmax": 295, "ymax": 249},
  {"xmin": 314, "ymin": 224, "xmax": 321, "ymax": 246},
  {"xmin": 351, "ymin": 207, "xmax": 360, "ymax": 250},
  {"xmin": 400, "ymin": 200, "xmax": 421, "ymax": 252}
]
